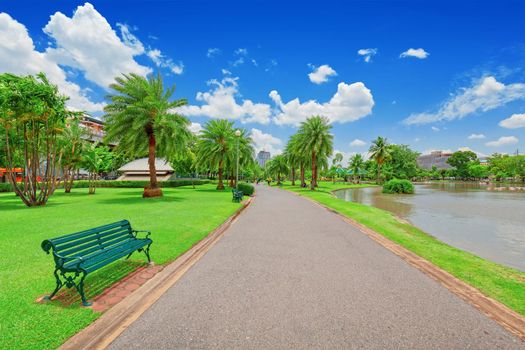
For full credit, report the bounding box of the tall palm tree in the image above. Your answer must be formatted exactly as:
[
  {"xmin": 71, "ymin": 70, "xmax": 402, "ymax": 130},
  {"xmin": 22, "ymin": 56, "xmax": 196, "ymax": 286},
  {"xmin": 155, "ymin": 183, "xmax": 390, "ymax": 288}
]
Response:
[
  {"xmin": 196, "ymin": 119, "xmax": 235, "ymax": 190},
  {"xmin": 104, "ymin": 73, "xmax": 191, "ymax": 197},
  {"xmin": 266, "ymin": 154, "xmax": 289, "ymax": 185},
  {"xmin": 349, "ymin": 153, "xmax": 364, "ymax": 184},
  {"xmin": 286, "ymin": 133, "xmax": 310, "ymax": 187},
  {"xmin": 297, "ymin": 116, "xmax": 333, "ymax": 190},
  {"xmin": 369, "ymin": 136, "xmax": 391, "ymax": 184},
  {"xmin": 226, "ymin": 128, "xmax": 255, "ymax": 187}
]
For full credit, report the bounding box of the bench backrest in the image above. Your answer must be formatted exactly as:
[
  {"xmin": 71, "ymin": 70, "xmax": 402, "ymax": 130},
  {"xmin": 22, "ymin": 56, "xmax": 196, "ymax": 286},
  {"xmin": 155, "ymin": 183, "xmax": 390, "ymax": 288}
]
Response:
[{"xmin": 41, "ymin": 220, "xmax": 134, "ymax": 263}]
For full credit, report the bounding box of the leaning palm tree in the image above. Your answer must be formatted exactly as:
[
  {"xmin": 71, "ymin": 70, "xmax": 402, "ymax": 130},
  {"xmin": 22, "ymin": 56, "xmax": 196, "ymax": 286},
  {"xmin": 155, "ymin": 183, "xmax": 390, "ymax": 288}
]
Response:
[
  {"xmin": 297, "ymin": 116, "xmax": 333, "ymax": 190},
  {"xmin": 196, "ymin": 119, "xmax": 235, "ymax": 190},
  {"xmin": 266, "ymin": 154, "xmax": 289, "ymax": 185},
  {"xmin": 369, "ymin": 136, "xmax": 390, "ymax": 184},
  {"xmin": 104, "ymin": 73, "xmax": 191, "ymax": 197},
  {"xmin": 349, "ymin": 153, "xmax": 364, "ymax": 184}
]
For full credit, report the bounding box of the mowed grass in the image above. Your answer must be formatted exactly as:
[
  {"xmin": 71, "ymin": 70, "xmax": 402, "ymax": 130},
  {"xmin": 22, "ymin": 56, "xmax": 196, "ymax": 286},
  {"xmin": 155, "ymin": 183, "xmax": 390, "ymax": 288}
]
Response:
[
  {"xmin": 282, "ymin": 181, "xmax": 525, "ymax": 316},
  {"xmin": 0, "ymin": 184, "xmax": 241, "ymax": 350}
]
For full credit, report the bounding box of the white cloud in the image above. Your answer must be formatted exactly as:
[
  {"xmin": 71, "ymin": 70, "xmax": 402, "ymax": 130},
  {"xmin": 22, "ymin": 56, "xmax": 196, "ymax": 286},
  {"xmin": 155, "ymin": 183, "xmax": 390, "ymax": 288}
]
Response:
[
  {"xmin": 0, "ymin": 12, "xmax": 104, "ymax": 112},
  {"xmin": 357, "ymin": 48, "xmax": 377, "ymax": 63},
  {"xmin": 308, "ymin": 64, "xmax": 337, "ymax": 84},
  {"xmin": 189, "ymin": 122, "xmax": 203, "ymax": 134},
  {"xmin": 400, "ymin": 48, "xmax": 429, "ymax": 59},
  {"xmin": 499, "ymin": 113, "xmax": 525, "ymax": 129},
  {"xmin": 177, "ymin": 76, "xmax": 272, "ymax": 124},
  {"xmin": 235, "ymin": 48, "xmax": 248, "ymax": 56},
  {"xmin": 146, "ymin": 48, "xmax": 184, "ymax": 74},
  {"xmin": 468, "ymin": 133, "xmax": 486, "ymax": 139},
  {"xmin": 250, "ymin": 128, "xmax": 283, "ymax": 155},
  {"xmin": 458, "ymin": 146, "xmax": 488, "ymax": 158},
  {"xmin": 207, "ymin": 48, "xmax": 221, "ymax": 58},
  {"xmin": 404, "ymin": 76, "xmax": 525, "ymax": 125},
  {"xmin": 486, "ymin": 136, "xmax": 519, "ymax": 147},
  {"xmin": 431, "ymin": 126, "xmax": 440, "ymax": 132},
  {"xmin": 43, "ymin": 3, "xmax": 152, "ymax": 88},
  {"xmin": 350, "ymin": 139, "xmax": 366, "ymax": 147},
  {"xmin": 271, "ymin": 81, "xmax": 374, "ymax": 126}
]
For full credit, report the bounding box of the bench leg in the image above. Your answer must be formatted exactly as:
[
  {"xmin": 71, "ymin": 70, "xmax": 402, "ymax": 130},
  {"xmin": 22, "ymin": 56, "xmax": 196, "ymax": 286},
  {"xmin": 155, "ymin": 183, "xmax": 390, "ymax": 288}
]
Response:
[
  {"xmin": 74, "ymin": 271, "xmax": 91, "ymax": 307},
  {"xmin": 43, "ymin": 268, "xmax": 63, "ymax": 301},
  {"xmin": 144, "ymin": 243, "xmax": 152, "ymax": 263}
]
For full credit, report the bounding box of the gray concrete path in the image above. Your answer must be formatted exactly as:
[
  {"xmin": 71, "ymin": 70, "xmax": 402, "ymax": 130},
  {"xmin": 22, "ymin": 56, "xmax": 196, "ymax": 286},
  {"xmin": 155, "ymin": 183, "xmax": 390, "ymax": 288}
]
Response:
[{"xmin": 109, "ymin": 185, "xmax": 523, "ymax": 349}]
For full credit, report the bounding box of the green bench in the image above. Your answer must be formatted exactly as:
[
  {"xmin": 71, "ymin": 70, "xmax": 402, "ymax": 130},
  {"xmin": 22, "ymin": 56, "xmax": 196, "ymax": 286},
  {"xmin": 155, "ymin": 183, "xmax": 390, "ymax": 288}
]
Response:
[
  {"xmin": 232, "ymin": 189, "xmax": 243, "ymax": 203},
  {"xmin": 41, "ymin": 220, "xmax": 152, "ymax": 306}
]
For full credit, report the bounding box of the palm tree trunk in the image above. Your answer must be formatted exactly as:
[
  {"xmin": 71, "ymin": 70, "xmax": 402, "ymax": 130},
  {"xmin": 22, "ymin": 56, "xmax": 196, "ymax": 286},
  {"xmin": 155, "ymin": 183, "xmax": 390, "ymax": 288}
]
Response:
[
  {"xmin": 217, "ymin": 159, "xmax": 225, "ymax": 190},
  {"xmin": 291, "ymin": 167, "xmax": 296, "ymax": 186},
  {"xmin": 311, "ymin": 152, "xmax": 317, "ymax": 190},
  {"xmin": 300, "ymin": 162, "xmax": 305, "ymax": 187},
  {"xmin": 377, "ymin": 163, "xmax": 382, "ymax": 184},
  {"xmin": 144, "ymin": 133, "xmax": 163, "ymax": 197}
]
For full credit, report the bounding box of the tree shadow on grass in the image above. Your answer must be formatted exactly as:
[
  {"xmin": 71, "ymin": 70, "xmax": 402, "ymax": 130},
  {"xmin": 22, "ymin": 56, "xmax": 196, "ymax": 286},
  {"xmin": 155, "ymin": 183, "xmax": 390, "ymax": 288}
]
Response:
[
  {"xmin": 44, "ymin": 260, "xmax": 145, "ymax": 309},
  {"xmin": 97, "ymin": 194, "xmax": 184, "ymax": 205},
  {"xmin": 0, "ymin": 195, "xmax": 66, "ymax": 211}
]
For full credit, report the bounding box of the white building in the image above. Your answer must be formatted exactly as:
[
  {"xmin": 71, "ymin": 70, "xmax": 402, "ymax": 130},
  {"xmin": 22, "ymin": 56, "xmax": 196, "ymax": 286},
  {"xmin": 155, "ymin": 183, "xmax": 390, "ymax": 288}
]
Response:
[{"xmin": 117, "ymin": 158, "xmax": 173, "ymax": 181}]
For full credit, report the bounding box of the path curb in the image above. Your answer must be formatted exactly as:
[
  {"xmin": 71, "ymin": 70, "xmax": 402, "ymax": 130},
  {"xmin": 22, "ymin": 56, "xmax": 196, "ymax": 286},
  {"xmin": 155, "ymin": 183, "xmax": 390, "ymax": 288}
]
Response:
[
  {"xmin": 58, "ymin": 196, "xmax": 254, "ymax": 350},
  {"xmin": 284, "ymin": 188, "xmax": 525, "ymax": 341}
]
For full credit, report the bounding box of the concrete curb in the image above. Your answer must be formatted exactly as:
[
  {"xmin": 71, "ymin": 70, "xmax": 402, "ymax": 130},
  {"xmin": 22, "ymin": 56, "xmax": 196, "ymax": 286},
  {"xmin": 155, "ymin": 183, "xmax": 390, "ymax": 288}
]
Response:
[
  {"xmin": 284, "ymin": 187, "xmax": 525, "ymax": 342},
  {"xmin": 58, "ymin": 196, "xmax": 254, "ymax": 350}
]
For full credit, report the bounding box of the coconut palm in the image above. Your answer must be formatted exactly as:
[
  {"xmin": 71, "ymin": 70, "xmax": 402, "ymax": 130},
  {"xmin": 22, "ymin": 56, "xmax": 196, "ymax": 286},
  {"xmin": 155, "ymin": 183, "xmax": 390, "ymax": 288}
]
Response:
[
  {"xmin": 369, "ymin": 136, "xmax": 391, "ymax": 184},
  {"xmin": 266, "ymin": 154, "xmax": 289, "ymax": 185},
  {"xmin": 196, "ymin": 119, "xmax": 235, "ymax": 190},
  {"xmin": 104, "ymin": 73, "xmax": 191, "ymax": 197},
  {"xmin": 331, "ymin": 152, "xmax": 343, "ymax": 183},
  {"xmin": 285, "ymin": 133, "xmax": 310, "ymax": 187},
  {"xmin": 296, "ymin": 116, "xmax": 333, "ymax": 190},
  {"xmin": 349, "ymin": 153, "xmax": 364, "ymax": 183}
]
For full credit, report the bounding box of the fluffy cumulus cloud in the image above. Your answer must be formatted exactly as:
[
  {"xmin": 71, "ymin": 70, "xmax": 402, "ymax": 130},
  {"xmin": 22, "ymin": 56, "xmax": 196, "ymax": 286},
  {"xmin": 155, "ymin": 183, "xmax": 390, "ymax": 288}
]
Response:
[
  {"xmin": 188, "ymin": 122, "xmax": 203, "ymax": 134},
  {"xmin": 485, "ymin": 136, "xmax": 519, "ymax": 147},
  {"xmin": 468, "ymin": 133, "xmax": 486, "ymax": 139},
  {"xmin": 308, "ymin": 64, "xmax": 337, "ymax": 84},
  {"xmin": 271, "ymin": 82, "xmax": 375, "ymax": 126},
  {"xmin": 146, "ymin": 48, "xmax": 184, "ymax": 74},
  {"xmin": 350, "ymin": 139, "xmax": 366, "ymax": 147},
  {"xmin": 0, "ymin": 12, "xmax": 105, "ymax": 112},
  {"xmin": 177, "ymin": 76, "xmax": 272, "ymax": 124},
  {"xmin": 404, "ymin": 76, "xmax": 525, "ymax": 125},
  {"xmin": 400, "ymin": 48, "xmax": 429, "ymax": 59},
  {"xmin": 43, "ymin": 3, "xmax": 152, "ymax": 87},
  {"xmin": 250, "ymin": 128, "xmax": 283, "ymax": 155},
  {"xmin": 357, "ymin": 48, "xmax": 377, "ymax": 63},
  {"xmin": 499, "ymin": 113, "xmax": 525, "ymax": 129}
]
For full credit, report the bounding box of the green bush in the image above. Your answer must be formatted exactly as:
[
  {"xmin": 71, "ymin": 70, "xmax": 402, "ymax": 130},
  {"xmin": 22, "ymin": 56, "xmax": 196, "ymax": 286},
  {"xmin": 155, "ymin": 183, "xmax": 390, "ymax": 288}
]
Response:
[
  {"xmin": 0, "ymin": 183, "xmax": 13, "ymax": 192},
  {"xmin": 382, "ymin": 179, "xmax": 414, "ymax": 194},
  {"xmin": 237, "ymin": 182, "xmax": 255, "ymax": 196}
]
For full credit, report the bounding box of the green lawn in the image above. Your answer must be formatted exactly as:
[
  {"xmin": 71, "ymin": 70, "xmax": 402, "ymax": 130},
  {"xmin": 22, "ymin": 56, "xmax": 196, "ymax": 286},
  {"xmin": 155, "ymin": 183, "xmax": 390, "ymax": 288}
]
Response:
[
  {"xmin": 282, "ymin": 181, "xmax": 525, "ymax": 316},
  {"xmin": 0, "ymin": 185, "xmax": 241, "ymax": 350}
]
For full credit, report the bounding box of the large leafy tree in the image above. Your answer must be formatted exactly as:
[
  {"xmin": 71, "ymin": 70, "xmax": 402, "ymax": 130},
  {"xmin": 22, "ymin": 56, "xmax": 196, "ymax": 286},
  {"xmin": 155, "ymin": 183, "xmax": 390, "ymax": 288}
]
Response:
[
  {"xmin": 104, "ymin": 73, "xmax": 191, "ymax": 198},
  {"xmin": 196, "ymin": 119, "xmax": 234, "ymax": 190},
  {"xmin": 296, "ymin": 116, "xmax": 333, "ymax": 190},
  {"xmin": 0, "ymin": 73, "xmax": 72, "ymax": 206},
  {"xmin": 369, "ymin": 136, "xmax": 391, "ymax": 184},
  {"xmin": 446, "ymin": 150, "xmax": 477, "ymax": 179},
  {"xmin": 266, "ymin": 154, "xmax": 289, "ymax": 185},
  {"xmin": 60, "ymin": 118, "xmax": 86, "ymax": 193},
  {"xmin": 384, "ymin": 144, "xmax": 420, "ymax": 180},
  {"xmin": 82, "ymin": 144, "xmax": 114, "ymax": 194}
]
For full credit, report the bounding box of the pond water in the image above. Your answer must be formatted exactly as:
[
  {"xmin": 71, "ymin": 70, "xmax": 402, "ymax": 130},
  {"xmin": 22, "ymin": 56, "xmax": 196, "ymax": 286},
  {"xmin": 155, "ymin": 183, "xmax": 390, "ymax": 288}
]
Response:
[{"xmin": 334, "ymin": 183, "xmax": 525, "ymax": 271}]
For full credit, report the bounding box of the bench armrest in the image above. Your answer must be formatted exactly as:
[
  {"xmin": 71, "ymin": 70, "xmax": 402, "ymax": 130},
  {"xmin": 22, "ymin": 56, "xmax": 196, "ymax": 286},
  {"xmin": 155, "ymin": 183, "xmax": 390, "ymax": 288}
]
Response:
[{"xmin": 132, "ymin": 230, "xmax": 151, "ymax": 239}]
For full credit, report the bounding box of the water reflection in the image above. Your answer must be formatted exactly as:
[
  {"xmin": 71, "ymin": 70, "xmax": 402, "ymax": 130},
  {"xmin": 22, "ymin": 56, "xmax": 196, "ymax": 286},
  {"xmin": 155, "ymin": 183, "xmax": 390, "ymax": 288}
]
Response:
[{"xmin": 334, "ymin": 183, "xmax": 525, "ymax": 271}]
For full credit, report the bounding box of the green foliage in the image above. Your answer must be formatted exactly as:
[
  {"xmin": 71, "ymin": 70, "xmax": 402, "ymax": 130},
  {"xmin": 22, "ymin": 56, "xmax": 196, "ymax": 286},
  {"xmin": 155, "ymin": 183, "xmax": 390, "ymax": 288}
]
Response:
[
  {"xmin": 468, "ymin": 162, "xmax": 489, "ymax": 179},
  {"xmin": 266, "ymin": 154, "xmax": 290, "ymax": 184},
  {"xmin": 349, "ymin": 153, "xmax": 365, "ymax": 183},
  {"xmin": 446, "ymin": 150, "xmax": 477, "ymax": 179},
  {"xmin": 237, "ymin": 182, "xmax": 254, "ymax": 196},
  {"xmin": 369, "ymin": 136, "xmax": 391, "ymax": 183},
  {"xmin": 0, "ymin": 182, "xmax": 12, "ymax": 192},
  {"xmin": 383, "ymin": 144, "xmax": 420, "ymax": 180},
  {"xmin": 488, "ymin": 153, "xmax": 525, "ymax": 180},
  {"xmin": 382, "ymin": 179, "xmax": 414, "ymax": 194}
]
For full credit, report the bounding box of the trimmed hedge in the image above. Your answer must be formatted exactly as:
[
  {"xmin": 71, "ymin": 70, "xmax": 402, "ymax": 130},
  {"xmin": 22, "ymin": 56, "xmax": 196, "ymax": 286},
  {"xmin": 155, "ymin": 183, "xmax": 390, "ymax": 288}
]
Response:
[
  {"xmin": 0, "ymin": 179, "xmax": 210, "ymax": 192},
  {"xmin": 237, "ymin": 182, "xmax": 255, "ymax": 196},
  {"xmin": 382, "ymin": 179, "xmax": 414, "ymax": 194}
]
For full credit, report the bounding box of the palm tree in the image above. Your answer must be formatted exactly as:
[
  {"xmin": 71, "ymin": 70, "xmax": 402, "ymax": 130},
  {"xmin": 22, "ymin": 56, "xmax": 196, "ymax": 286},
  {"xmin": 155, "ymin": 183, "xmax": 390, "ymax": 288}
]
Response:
[
  {"xmin": 349, "ymin": 153, "xmax": 364, "ymax": 184},
  {"xmin": 104, "ymin": 73, "xmax": 191, "ymax": 197},
  {"xmin": 297, "ymin": 116, "xmax": 333, "ymax": 190},
  {"xmin": 61, "ymin": 118, "xmax": 86, "ymax": 193},
  {"xmin": 286, "ymin": 133, "xmax": 310, "ymax": 187},
  {"xmin": 196, "ymin": 119, "xmax": 235, "ymax": 190},
  {"xmin": 226, "ymin": 128, "xmax": 255, "ymax": 187},
  {"xmin": 369, "ymin": 136, "xmax": 390, "ymax": 184},
  {"xmin": 266, "ymin": 154, "xmax": 289, "ymax": 185},
  {"xmin": 332, "ymin": 152, "xmax": 343, "ymax": 183}
]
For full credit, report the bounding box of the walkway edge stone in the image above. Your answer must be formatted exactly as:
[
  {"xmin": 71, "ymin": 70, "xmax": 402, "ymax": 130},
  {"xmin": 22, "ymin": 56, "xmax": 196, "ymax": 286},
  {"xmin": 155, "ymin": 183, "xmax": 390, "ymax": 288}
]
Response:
[
  {"xmin": 58, "ymin": 196, "xmax": 254, "ymax": 350},
  {"xmin": 285, "ymin": 188, "xmax": 525, "ymax": 341}
]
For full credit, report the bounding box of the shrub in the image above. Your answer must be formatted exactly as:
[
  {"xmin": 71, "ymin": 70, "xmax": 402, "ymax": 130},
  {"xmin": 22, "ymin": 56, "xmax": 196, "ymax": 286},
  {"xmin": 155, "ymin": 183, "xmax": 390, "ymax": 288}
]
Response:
[
  {"xmin": 0, "ymin": 183, "xmax": 13, "ymax": 192},
  {"xmin": 237, "ymin": 182, "xmax": 255, "ymax": 196},
  {"xmin": 382, "ymin": 179, "xmax": 414, "ymax": 194}
]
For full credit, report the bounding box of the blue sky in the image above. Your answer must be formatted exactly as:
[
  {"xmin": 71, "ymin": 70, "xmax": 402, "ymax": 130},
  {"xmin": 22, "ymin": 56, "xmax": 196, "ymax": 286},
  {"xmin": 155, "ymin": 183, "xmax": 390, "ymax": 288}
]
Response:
[{"xmin": 1, "ymin": 0, "xmax": 525, "ymax": 160}]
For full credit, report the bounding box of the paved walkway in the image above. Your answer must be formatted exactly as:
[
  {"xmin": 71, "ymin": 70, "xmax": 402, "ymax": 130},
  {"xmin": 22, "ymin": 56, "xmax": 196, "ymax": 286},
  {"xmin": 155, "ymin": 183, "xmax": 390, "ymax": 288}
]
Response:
[{"xmin": 109, "ymin": 185, "xmax": 523, "ymax": 349}]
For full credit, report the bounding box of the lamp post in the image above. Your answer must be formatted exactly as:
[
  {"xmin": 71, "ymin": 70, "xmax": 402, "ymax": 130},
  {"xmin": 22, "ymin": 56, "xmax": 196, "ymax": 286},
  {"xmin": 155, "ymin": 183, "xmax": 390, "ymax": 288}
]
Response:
[{"xmin": 235, "ymin": 129, "xmax": 241, "ymax": 189}]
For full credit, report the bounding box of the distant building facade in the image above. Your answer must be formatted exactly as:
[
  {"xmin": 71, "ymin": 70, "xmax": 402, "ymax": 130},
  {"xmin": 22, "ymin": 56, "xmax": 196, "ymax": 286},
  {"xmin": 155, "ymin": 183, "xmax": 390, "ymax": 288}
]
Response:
[
  {"xmin": 256, "ymin": 151, "xmax": 271, "ymax": 167},
  {"xmin": 417, "ymin": 151, "xmax": 453, "ymax": 170},
  {"xmin": 117, "ymin": 158, "xmax": 174, "ymax": 181}
]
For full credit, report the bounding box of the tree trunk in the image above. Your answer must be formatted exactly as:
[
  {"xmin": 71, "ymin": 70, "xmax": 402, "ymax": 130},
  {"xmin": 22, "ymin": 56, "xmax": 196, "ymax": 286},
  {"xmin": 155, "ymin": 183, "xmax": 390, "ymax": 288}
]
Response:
[
  {"xmin": 144, "ymin": 133, "xmax": 163, "ymax": 197},
  {"xmin": 311, "ymin": 152, "xmax": 317, "ymax": 190},
  {"xmin": 300, "ymin": 162, "xmax": 305, "ymax": 187},
  {"xmin": 291, "ymin": 167, "xmax": 296, "ymax": 186},
  {"xmin": 217, "ymin": 159, "xmax": 225, "ymax": 190},
  {"xmin": 377, "ymin": 163, "xmax": 382, "ymax": 184}
]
